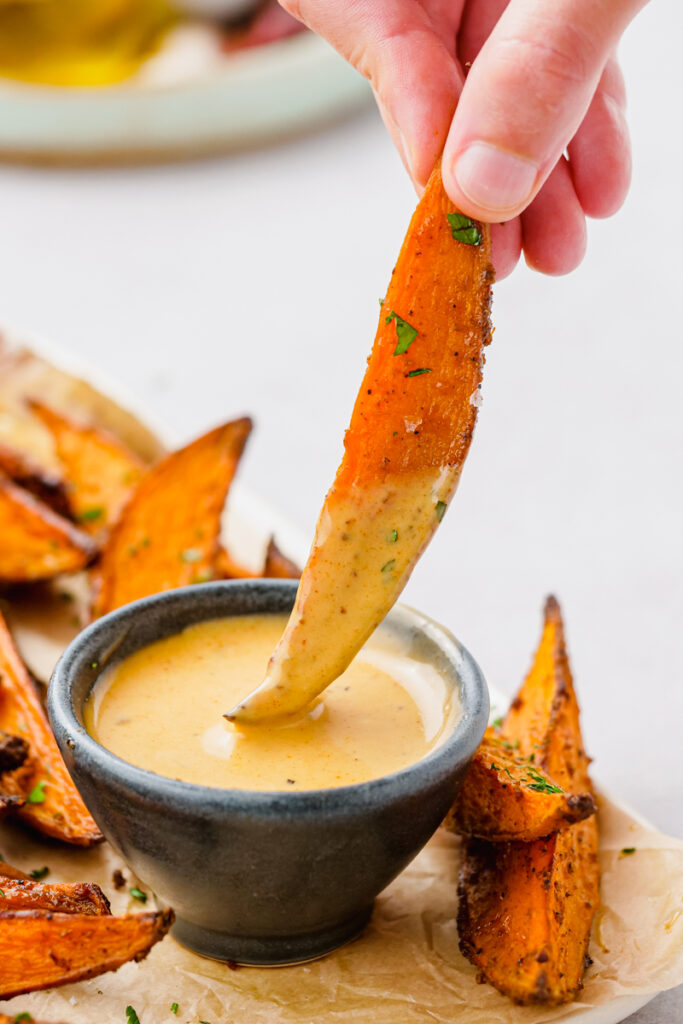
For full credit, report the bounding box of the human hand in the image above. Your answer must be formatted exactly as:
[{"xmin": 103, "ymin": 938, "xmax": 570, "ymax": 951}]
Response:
[{"xmin": 281, "ymin": 0, "xmax": 648, "ymax": 278}]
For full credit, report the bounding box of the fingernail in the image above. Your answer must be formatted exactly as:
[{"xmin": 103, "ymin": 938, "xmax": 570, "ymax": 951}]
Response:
[{"xmin": 453, "ymin": 142, "xmax": 537, "ymax": 214}]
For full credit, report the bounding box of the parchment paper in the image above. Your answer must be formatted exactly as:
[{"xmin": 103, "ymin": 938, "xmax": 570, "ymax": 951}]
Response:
[
  {"xmin": 0, "ymin": 338, "xmax": 681, "ymax": 1024},
  {"xmin": 0, "ymin": 793, "xmax": 681, "ymax": 1024}
]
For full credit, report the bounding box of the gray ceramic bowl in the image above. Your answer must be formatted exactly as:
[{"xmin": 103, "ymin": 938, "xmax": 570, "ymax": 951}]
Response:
[{"xmin": 48, "ymin": 580, "xmax": 488, "ymax": 965}]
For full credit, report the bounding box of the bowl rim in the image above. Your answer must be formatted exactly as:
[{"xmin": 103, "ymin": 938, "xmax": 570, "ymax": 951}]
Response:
[{"xmin": 48, "ymin": 579, "xmax": 489, "ymax": 818}]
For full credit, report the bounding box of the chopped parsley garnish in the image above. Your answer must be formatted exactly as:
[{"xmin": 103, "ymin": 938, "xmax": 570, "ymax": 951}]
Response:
[
  {"xmin": 191, "ymin": 570, "xmax": 213, "ymax": 584},
  {"xmin": 126, "ymin": 1007, "xmax": 141, "ymax": 1024},
  {"xmin": 91, "ymin": 661, "xmax": 99, "ymax": 670},
  {"xmin": 14, "ymin": 1015, "xmax": 33, "ymax": 1023},
  {"xmin": 386, "ymin": 311, "xmax": 418, "ymax": 356},
  {"xmin": 435, "ymin": 500, "xmax": 447, "ymax": 522},
  {"xmin": 27, "ymin": 780, "xmax": 47, "ymax": 804},
  {"xmin": 78, "ymin": 506, "xmax": 104, "ymax": 522},
  {"xmin": 524, "ymin": 766, "xmax": 563, "ymax": 794},
  {"xmin": 180, "ymin": 548, "xmax": 202, "ymax": 564},
  {"xmin": 0, "ymin": 889, "xmax": 4, "ymax": 898},
  {"xmin": 170, "ymin": 1004, "xmax": 179, "ymax": 1016},
  {"xmin": 129, "ymin": 886, "xmax": 147, "ymax": 903},
  {"xmin": 29, "ymin": 866, "xmax": 49, "ymax": 880},
  {"xmin": 447, "ymin": 212, "xmax": 482, "ymax": 246},
  {"xmin": 620, "ymin": 847, "xmax": 636, "ymax": 856},
  {"xmin": 381, "ymin": 559, "xmax": 396, "ymax": 574},
  {"xmin": 378, "ymin": 297, "xmax": 384, "ymax": 307},
  {"xmin": 492, "ymin": 716, "xmax": 503, "ymax": 729},
  {"xmin": 406, "ymin": 367, "xmax": 431, "ymax": 377},
  {"xmin": 389, "ymin": 529, "xmax": 398, "ymax": 543}
]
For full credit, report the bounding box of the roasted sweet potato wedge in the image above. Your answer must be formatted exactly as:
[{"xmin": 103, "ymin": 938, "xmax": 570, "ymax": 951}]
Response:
[
  {"xmin": 0, "ymin": 440, "xmax": 70, "ymax": 517},
  {"xmin": 94, "ymin": 418, "xmax": 252, "ymax": 615},
  {"xmin": 214, "ymin": 545, "xmax": 258, "ymax": 580},
  {"xmin": 457, "ymin": 597, "xmax": 599, "ymax": 1006},
  {"xmin": 446, "ymin": 730, "xmax": 596, "ymax": 842},
  {"xmin": 0, "ymin": 875, "xmax": 111, "ymax": 915},
  {"xmin": 30, "ymin": 399, "xmax": 145, "ymax": 536},
  {"xmin": 231, "ymin": 164, "xmax": 493, "ymax": 721},
  {"xmin": 0, "ymin": 907, "xmax": 174, "ymax": 998},
  {"xmin": 263, "ymin": 537, "xmax": 300, "ymax": 579},
  {"xmin": 0, "ymin": 473, "xmax": 96, "ymax": 583},
  {"xmin": 0, "ymin": 610, "xmax": 102, "ymax": 845}
]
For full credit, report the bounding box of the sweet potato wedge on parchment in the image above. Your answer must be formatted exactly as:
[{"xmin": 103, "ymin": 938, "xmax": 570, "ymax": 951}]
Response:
[
  {"xmin": 447, "ymin": 730, "xmax": 596, "ymax": 842},
  {"xmin": 29, "ymin": 400, "xmax": 145, "ymax": 537},
  {"xmin": 457, "ymin": 597, "xmax": 599, "ymax": 1005},
  {"xmin": 0, "ymin": 440, "xmax": 70, "ymax": 518},
  {"xmin": 0, "ymin": 874, "xmax": 111, "ymax": 915},
  {"xmin": 0, "ymin": 907, "xmax": 174, "ymax": 999},
  {"xmin": 93, "ymin": 418, "xmax": 252, "ymax": 615},
  {"xmin": 0, "ymin": 473, "xmax": 95, "ymax": 583},
  {"xmin": 0, "ymin": 610, "xmax": 102, "ymax": 845}
]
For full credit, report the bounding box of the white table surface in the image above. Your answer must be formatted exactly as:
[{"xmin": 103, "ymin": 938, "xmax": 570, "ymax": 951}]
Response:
[{"xmin": 0, "ymin": 2, "xmax": 679, "ymax": 1020}]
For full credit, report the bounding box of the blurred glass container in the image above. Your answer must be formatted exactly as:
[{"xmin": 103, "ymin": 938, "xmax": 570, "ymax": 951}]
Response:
[{"xmin": 0, "ymin": 0, "xmax": 179, "ymax": 86}]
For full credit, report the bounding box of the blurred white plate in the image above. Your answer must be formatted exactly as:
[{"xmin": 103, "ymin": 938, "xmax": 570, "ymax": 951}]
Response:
[{"xmin": 0, "ymin": 28, "xmax": 370, "ymax": 163}]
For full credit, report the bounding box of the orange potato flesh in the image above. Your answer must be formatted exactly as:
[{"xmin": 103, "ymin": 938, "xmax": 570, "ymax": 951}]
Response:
[
  {"xmin": 0, "ymin": 610, "xmax": 102, "ymax": 845},
  {"xmin": 231, "ymin": 165, "xmax": 493, "ymax": 721},
  {"xmin": 94, "ymin": 418, "xmax": 252, "ymax": 616},
  {"xmin": 0, "ymin": 473, "xmax": 95, "ymax": 582},
  {"xmin": 0, "ymin": 876, "xmax": 111, "ymax": 915},
  {"xmin": 457, "ymin": 597, "xmax": 600, "ymax": 1006},
  {"xmin": 29, "ymin": 399, "xmax": 145, "ymax": 536},
  {"xmin": 0, "ymin": 907, "xmax": 174, "ymax": 998},
  {"xmin": 447, "ymin": 730, "xmax": 596, "ymax": 842}
]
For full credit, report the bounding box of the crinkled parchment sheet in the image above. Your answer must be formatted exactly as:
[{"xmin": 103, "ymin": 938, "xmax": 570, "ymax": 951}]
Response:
[
  {"xmin": 0, "ymin": 797, "xmax": 681, "ymax": 1024},
  {"xmin": 0, "ymin": 337, "xmax": 681, "ymax": 1024}
]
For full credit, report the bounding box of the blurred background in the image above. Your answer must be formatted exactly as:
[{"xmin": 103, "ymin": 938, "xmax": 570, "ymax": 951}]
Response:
[{"xmin": 0, "ymin": 0, "xmax": 679, "ymax": 935}]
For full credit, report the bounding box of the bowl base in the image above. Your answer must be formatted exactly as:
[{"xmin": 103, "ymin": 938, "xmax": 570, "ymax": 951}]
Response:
[{"xmin": 171, "ymin": 904, "xmax": 373, "ymax": 966}]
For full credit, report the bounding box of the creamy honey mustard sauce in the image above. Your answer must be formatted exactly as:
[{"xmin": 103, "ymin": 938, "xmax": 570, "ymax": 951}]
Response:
[
  {"xmin": 229, "ymin": 471, "xmax": 458, "ymax": 723},
  {"xmin": 85, "ymin": 613, "xmax": 459, "ymax": 791}
]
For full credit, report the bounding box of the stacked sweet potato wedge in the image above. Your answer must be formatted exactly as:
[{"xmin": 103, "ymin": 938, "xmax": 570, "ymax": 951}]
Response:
[
  {"xmin": 0, "ymin": 858, "xmax": 173, "ymax": 999},
  {"xmin": 0, "ymin": 383, "xmax": 304, "ymax": 1004},
  {"xmin": 451, "ymin": 597, "xmax": 600, "ymax": 1006}
]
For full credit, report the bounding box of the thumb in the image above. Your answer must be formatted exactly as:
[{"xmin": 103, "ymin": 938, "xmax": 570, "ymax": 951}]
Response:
[{"xmin": 443, "ymin": 0, "xmax": 647, "ymax": 221}]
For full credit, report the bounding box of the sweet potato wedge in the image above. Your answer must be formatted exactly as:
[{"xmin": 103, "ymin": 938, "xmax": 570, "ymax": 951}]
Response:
[
  {"xmin": 0, "ymin": 875, "xmax": 111, "ymax": 915},
  {"xmin": 230, "ymin": 164, "xmax": 493, "ymax": 721},
  {"xmin": 457, "ymin": 597, "xmax": 599, "ymax": 1006},
  {"xmin": 0, "ymin": 440, "xmax": 70, "ymax": 517},
  {"xmin": 0, "ymin": 861, "xmax": 29, "ymax": 880},
  {"xmin": 93, "ymin": 418, "xmax": 252, "ymax": 615},
  {"xmin": 0, "ymin": 610, "xmax": 102, "ymax": 845},
  {"xmin": 214, "ymin": 545, "xmax": 258, "ymax": 580},
  {"xmin": 0, "ymin": 907, "xmax": 174, "ymax": 998},
  {"xmin": 446, "ymin": 730, "xmax": 596, "ymax": 842},
  {"xmin": 263, "ymin": 537, "xmax": 300, "ymax": 579},
  {"xmin": 0, "ymin": 473, "xmax": 96, "ymax": 582},
  {"xmin": 29, "ymin": 399, "xmax": 145, "ymax": 536}
]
